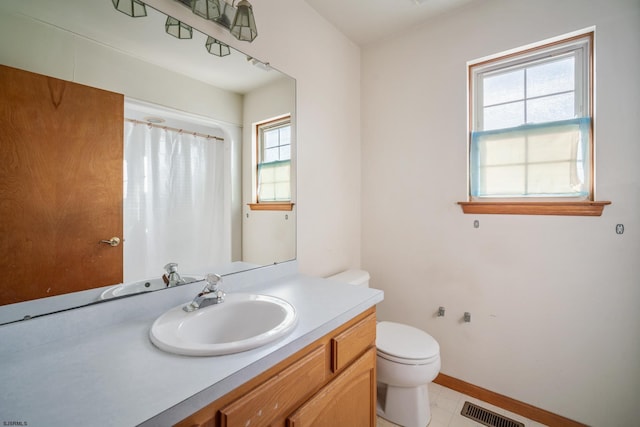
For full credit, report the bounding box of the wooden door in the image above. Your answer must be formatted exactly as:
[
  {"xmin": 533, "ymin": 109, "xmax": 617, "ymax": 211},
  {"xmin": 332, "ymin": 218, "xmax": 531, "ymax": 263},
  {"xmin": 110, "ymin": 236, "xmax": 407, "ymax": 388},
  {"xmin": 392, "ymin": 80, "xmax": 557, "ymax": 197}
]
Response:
[
  {"xmin": 0, "ymin": 65, "xmax": 123, "ymax": 305},
  {"xmin": 286, "ymin": 348, "xmax": 376, "ymax": 427}
]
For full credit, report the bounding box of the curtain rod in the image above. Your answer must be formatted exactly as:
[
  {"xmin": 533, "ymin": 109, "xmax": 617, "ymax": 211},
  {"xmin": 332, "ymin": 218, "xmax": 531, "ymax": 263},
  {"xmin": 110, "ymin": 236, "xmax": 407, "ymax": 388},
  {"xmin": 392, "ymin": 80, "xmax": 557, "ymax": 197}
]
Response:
[{"xmin": 125, "ymin": 118, "xmax": 224, "ymax": 141}]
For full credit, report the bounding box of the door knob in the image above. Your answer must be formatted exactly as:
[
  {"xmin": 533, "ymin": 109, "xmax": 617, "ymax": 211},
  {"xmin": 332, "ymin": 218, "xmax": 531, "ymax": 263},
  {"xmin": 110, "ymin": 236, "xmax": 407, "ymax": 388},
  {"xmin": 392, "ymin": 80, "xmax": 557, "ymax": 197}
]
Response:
[{"xmin": 100, "ymin": 237, "xmax": 121, "ymax": 247}]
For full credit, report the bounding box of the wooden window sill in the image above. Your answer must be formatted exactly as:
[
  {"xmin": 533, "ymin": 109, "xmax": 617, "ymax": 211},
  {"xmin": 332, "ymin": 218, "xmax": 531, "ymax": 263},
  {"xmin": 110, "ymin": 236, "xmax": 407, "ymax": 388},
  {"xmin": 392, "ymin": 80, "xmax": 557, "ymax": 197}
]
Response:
[
  {"xmin": 248, "ymin": 202, "xmax": 295, "ymax": 211},
  {"xmin": 457, "ymin": 201, "xmax": 611, "ymax": 216}
]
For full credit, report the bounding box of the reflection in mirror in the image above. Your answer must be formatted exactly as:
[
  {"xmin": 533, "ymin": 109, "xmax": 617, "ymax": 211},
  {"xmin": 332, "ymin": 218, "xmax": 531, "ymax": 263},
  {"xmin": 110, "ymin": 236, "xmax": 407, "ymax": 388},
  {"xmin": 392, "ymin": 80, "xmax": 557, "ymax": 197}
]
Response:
[
  {"xmin": 0, "ymin": 0, "xmax": 296, "ymax": 324},
  {"xmin": 122, "ymin": 99, "xmax": 230, "ymax": 284}
]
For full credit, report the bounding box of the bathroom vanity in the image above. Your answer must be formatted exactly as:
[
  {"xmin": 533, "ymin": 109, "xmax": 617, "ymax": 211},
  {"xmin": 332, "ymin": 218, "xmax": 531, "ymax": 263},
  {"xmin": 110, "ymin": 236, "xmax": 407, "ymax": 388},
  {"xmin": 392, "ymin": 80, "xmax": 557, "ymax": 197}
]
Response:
[
  {"xmin": 178, "ymin": 307, "xmax": 377, "ymax": 427},
  {"xmin": 0, "ymin": 263, "xmax": 383, "ymax": 426}
]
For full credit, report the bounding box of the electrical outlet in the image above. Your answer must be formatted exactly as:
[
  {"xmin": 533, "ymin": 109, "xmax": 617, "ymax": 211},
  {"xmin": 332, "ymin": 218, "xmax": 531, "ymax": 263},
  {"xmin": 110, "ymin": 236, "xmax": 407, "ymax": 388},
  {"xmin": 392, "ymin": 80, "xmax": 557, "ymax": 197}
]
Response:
[
  {"xmin": 473, "ymin": 220, "xmax": 479, "ymax": 229},
  {"xmin": 616, "ymin": 224, "xmax": 624, "ymax": 234}
]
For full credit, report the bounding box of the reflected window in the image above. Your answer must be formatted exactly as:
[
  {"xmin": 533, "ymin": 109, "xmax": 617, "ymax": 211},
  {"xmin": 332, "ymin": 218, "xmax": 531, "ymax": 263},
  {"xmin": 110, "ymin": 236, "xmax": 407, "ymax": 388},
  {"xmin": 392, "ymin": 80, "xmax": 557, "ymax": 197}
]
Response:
[{"xmin": 256, "ymin": 116, "xmax": 291, "ymax": 203}]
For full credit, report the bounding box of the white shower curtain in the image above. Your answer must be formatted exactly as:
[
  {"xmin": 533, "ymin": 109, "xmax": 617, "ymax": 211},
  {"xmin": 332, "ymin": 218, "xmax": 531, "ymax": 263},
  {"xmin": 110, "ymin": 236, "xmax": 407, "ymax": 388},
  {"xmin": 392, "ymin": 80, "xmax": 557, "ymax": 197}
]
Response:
[{"xmin": 123, "ymin": 121, "xmax": 226, "ymax": 282}]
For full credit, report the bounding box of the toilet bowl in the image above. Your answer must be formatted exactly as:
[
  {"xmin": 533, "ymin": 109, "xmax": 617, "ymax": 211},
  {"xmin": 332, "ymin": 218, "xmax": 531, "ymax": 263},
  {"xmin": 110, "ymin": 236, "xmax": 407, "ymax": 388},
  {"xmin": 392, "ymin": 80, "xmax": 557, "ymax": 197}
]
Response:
[
  {"xmin": 377, "ymin": 321, "xmax": 440, "ymax": 427},
  {"xmin": 327, "ymin": 270, "xmax": 442, "ymax": 427}
]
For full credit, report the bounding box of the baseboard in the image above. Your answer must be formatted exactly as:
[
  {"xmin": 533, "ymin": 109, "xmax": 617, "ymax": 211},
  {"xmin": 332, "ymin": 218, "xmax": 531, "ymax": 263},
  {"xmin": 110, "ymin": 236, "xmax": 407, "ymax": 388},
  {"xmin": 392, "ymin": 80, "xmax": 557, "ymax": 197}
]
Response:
[{"xmin": 434, "ymin": 373, "xmax": 587, "ymax": 427}]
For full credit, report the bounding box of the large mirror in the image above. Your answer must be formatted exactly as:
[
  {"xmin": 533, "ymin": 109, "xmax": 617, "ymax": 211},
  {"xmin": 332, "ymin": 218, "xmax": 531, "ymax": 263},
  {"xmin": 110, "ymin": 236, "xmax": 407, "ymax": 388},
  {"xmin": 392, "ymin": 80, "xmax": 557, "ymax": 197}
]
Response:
[{"xmin": 0, "ymin": 0, "xmax": 296, "ymax": 324}]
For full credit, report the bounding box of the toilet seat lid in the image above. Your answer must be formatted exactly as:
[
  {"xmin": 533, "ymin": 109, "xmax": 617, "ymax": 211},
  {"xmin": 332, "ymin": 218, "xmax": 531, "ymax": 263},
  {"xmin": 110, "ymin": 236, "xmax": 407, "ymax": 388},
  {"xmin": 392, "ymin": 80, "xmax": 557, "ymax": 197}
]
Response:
[{"xmin": 376, "ymin": 321, "xmax": 440, "ymax": 361}]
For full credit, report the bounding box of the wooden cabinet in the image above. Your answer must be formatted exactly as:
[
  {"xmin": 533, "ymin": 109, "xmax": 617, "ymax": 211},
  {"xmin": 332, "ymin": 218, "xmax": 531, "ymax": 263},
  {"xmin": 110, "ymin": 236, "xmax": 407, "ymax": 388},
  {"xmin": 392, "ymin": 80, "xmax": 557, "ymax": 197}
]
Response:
[{"xmin": 176, "ymin": 307, "xmax": 377, "ymax": 427}]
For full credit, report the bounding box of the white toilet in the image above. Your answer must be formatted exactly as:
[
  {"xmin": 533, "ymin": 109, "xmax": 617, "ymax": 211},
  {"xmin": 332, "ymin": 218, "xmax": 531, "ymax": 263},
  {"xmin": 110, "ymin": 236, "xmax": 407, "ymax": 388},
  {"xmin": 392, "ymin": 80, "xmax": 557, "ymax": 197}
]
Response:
[{"xmin": 328, "ymin": 270, "xmax": 441, "ymax": 427}]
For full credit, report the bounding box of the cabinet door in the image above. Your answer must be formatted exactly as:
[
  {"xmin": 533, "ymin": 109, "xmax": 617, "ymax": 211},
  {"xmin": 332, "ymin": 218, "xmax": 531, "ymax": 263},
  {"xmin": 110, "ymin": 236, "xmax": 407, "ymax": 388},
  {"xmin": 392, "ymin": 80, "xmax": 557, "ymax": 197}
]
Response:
[
  {"xmin": 286, "ymin": 347, "xmax": 376, "ymax": 427},
  {"xmin": 0, "ymin": 65, "xmax": 123, "ymax": 305}
]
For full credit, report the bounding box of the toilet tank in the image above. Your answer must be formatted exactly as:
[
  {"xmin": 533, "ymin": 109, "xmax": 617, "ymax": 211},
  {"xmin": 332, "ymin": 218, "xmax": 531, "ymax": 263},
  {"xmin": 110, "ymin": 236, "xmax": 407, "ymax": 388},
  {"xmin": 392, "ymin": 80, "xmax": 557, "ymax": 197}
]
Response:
[{"xmin": 327, "ymin": 269, "xmax": 370, "ymax": 288}]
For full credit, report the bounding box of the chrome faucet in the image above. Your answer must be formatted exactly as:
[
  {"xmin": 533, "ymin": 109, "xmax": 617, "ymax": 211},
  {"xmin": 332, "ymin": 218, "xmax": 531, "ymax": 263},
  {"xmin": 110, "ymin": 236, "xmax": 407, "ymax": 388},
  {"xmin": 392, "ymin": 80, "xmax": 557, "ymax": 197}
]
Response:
[
  {"xmin": 163, "ymin": 262, "xmax": 186, "ymax": 287},
  {"xmin": 183, "ymin": 274, "xmax": 224, "ymax": 312}
]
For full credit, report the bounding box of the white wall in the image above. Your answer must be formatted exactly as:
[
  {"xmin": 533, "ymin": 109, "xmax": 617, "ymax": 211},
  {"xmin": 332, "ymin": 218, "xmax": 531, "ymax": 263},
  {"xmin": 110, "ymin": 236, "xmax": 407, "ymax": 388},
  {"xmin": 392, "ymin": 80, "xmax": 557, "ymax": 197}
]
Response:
[{"xmin": 361, "ymin": 0, "xmax": 640, "ymax": 425}]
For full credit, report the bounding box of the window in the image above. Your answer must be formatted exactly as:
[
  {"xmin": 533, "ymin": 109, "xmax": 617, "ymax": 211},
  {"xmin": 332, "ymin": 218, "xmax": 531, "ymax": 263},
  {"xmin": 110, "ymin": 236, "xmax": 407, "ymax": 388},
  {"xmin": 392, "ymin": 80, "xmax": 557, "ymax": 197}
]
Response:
[
  {"xmin": 251, "ymin": 115, "xmax": 293, "ymax": 210},
  {"xmin": 460, "ymin": 31, "xmax": 609, "ymax": 216}
]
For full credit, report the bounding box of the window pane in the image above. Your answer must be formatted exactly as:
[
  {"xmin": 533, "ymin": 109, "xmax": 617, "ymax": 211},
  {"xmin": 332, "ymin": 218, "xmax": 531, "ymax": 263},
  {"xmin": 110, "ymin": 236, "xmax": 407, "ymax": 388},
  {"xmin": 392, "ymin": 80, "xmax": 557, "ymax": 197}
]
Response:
[
  {"xmin": 483, "ymin": 69, "xmax": 524, "ymax": 106},
  {"xmin": 263, "ymin": 147, "xmax": 279, "ymax": 162},
  {"xmin": 264, "ymin": 130, "xmax": 279, "ymax": 149},
  {"xmin": 527, "ymin": 126, "xmax": 580, "ymax": 163},
  {"xmin": 279, "ymin": 126, "xmax": 291, "ymax": 144},
  {"xmin": 526, "ymin": 125, "xmax": 586, "ymax": 194},
  {"xmin": 274, "ymin": 182, "xmax": 291, "ymax": 200},
  {"xmin": 480, "ymin": 134, "xmax": 525, "ymax": 166},
  {"xmin": 259, "ymin": 165, "xmax": 275, "ymax": 182},
  {"xmin": 527, "ymin": 162, "xmax": 576, "ymax": 194},
  {"xmin": 274, "ymin": 163, "xmax": 290, "ymax": 181},
  {"xmin": 259, "ymin": 183, "xmax": 275, "ymax": 201},
  {"xmin": 483, "ymin": 101, "xmax": 524, "ymax": 130},
  {"xmin": 480, "ymin": 165, "xmax": 525, "ymax": 195},
  {"xmin": 279, "ymin": 144, "xmax": 291, "ymax": 161},
  {"xmin": 527, "ymin": 56, "xmax": 574, "ymax": 98},
  {"xmin": 527, "ymin": 93, "xmax": 575, "ymax": 123}
]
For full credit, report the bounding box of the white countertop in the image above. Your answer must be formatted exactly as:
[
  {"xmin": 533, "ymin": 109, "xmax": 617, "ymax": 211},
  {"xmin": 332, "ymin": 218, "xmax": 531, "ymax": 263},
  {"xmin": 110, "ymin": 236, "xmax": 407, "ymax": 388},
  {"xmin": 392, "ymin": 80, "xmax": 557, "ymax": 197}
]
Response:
[{"xmin": 0, "ymin": 266, "xmax": 383, "ymax": 427}]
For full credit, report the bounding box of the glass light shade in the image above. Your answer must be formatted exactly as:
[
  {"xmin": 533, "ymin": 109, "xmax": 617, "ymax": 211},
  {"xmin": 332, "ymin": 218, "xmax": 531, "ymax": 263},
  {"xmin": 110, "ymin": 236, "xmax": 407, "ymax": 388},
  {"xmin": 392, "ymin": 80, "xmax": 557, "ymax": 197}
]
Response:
[
  {"xmin": 165, "ymin": 17, "xmax": 193, "ymax": 39},
  {"xmin": 112, "ymin": 0, "xmax": 147, "ymax": 17},
  {"xmin": 230, "ymin": 0, "xmax": 257, "ymax": 42},
  {"xmin": 205, "ymin": 36, "xmax": 231, "ymax": 57},
  {"xmin": 191, "ymin": 0, "xmax": 221, "ymax": 20}
]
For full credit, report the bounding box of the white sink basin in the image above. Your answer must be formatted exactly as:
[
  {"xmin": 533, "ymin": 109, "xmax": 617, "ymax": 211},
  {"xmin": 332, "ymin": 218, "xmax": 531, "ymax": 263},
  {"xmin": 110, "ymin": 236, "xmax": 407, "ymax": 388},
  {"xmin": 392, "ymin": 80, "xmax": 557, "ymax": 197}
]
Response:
[
  {"xmin": 149, "ymin": 293, "xmax": 297, "ymax": 356},
  {"xmin": 100, "ymin": 277, "xmax": 199, "ymax": 300}
]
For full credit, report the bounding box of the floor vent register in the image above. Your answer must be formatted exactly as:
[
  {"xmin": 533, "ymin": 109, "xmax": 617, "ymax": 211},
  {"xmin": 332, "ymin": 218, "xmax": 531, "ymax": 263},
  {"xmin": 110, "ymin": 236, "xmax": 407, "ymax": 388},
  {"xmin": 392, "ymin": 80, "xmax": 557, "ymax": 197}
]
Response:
[{"xmin": 461, "ymin": 401, "xmax": 525, "ymax": 427}]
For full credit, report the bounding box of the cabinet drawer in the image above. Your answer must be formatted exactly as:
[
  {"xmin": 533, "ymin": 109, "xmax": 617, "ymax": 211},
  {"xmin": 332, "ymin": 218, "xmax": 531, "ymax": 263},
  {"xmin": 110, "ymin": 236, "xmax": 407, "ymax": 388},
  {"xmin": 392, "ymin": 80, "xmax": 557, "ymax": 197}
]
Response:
[
  {"xmin": 220, "ymin": 345, "xmax": 327, "ymax": 427},
  {"xmin": 331, "ymin": 313, "xmax": 376, "ymax": 372}
]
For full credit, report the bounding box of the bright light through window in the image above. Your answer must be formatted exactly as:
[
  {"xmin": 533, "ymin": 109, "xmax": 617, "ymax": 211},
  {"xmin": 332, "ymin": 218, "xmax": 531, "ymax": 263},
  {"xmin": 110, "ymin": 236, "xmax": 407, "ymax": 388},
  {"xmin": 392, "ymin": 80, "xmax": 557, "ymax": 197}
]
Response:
[
  {"xmin": 257, "ymin": 117, "xmax": 291, "ymax": 203},
  {"xmin": 469, "ymin": 32, "xmax": 593, "ymax": 199}
]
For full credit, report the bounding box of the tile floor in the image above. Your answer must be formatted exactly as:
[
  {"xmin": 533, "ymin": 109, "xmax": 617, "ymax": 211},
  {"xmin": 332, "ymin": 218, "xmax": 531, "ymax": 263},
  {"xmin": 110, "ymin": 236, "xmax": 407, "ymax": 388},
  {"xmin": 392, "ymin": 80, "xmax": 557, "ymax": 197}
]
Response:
[{"xmin": 376, "ymin": 382, "xmax": 548, "ymax": 427}]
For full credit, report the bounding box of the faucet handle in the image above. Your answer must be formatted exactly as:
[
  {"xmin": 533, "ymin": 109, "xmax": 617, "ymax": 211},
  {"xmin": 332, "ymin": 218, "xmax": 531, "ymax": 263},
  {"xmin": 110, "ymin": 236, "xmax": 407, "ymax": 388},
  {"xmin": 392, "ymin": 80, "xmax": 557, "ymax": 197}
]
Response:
[
  {"xmin": 164, "ymin": 262, "xmax": 179, "ymax": 274},
  {"xmin": 203, "ymin": 273, "xmax": 222, "ymax": 292},
  {"xmin": 183, "ymin": 274, "xmax": 224, "ymax": 312}
]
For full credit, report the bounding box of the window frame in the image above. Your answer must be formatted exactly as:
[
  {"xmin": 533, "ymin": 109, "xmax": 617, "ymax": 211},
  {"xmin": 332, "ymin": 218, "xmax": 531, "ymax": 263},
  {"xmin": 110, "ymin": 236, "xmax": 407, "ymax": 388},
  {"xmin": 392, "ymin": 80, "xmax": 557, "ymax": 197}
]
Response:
[
  {"xmin": 459, "ymin": 30, "xmax": 610, "ymax": 216},
  {"xmin": 249, "ymin": 115, "xmax": 294, "ymax": 211}
]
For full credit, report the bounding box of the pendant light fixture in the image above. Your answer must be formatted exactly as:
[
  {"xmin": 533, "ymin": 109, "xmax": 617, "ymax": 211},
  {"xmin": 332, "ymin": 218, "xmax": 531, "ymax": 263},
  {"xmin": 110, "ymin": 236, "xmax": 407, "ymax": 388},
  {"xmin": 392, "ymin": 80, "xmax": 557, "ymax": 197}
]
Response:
[
  {"xmin": 165, "ymin": 17, "xmax": 193, "ymax": 39},
  {"xmin": 111, "ymin": 0, "xmax": 147, "ymax": 17},
  {"xmin": 229, "ymin": 0, "xmax": 257, "ymax": 42},
  {"xmin": 191, "ymin": 0, "xmax": 222, "ymax": 21},
  {"xmin": 205, "ymin": 36, "xmax": 231, "ymax": 57},
  {"xmin": 111, "ymin": 0, "xmax": 264, "ymax": 67}
]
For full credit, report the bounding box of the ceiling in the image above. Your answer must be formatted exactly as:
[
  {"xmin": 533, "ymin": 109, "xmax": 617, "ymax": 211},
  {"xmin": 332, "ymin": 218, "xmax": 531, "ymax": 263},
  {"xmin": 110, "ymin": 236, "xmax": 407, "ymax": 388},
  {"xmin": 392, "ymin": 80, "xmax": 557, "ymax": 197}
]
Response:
[{"xmin": 304, "ymin": 0, "xmax": 475, "ymax": 46}]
